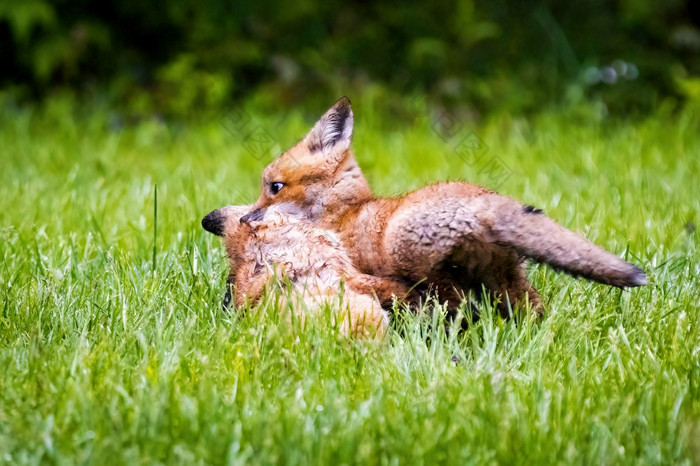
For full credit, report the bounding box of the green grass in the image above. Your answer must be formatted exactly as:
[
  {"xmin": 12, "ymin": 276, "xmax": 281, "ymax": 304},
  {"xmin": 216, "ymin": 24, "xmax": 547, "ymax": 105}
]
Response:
[{"xmin": 0, "ymin": 96, "xmax": 698, "ymax": 465}]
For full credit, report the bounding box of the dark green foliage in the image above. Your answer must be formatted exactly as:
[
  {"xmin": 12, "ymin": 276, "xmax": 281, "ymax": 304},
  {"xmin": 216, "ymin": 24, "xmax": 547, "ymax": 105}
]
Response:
[{"xmin": 1, "ymin": 0, "xmax": 699, "ymax": 115}]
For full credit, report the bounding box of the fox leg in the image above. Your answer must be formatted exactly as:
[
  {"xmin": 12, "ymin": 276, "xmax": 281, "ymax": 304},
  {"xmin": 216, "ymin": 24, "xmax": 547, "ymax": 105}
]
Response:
[
  {"xmin": 346, "ymin": 274, "xmax": 414, "ymax": 308},
  {"xmin": 386, "ymin": 198, "xmax": 546, "ymax": 318},
  {"xmin": 295, "ymin": 290, "xmax": 388, "ymax": 339},
  {"xmin": 341, "ymin": 293, "xmax": 389, "ymax": 339},
  {"xmin": 487, "ymin": 280, "xmax": 542, "ymax": 318},
  {"xmin": 478, "ymin": 259, "xmax": 542, "ymax": 318},
  {"xmin": 233, "ymin": 263, "xmax": 274, "ymax": 307}
]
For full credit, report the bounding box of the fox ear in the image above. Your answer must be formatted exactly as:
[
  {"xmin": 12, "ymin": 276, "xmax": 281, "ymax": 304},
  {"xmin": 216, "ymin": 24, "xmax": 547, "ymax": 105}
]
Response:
[{"xmin": 305, "ymin": 96, "xmax": 353, "ymax": 155}]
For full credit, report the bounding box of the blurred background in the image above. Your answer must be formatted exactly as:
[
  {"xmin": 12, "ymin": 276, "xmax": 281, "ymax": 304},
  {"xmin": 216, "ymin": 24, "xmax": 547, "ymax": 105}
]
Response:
[{"xmin": 1, "ymin": 0, "xmax": 700, "ymax": 119}]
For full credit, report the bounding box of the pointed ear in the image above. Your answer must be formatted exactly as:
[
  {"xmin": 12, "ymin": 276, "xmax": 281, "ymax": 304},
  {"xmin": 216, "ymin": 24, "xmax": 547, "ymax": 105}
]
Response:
[{"xmin": 304, "ymin": 97, "xmax": 353, "ymax": 155}]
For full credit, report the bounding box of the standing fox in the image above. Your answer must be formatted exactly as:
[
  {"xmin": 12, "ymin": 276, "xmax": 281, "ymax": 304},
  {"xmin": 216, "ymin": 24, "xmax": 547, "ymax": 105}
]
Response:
[
  {"xmin": 241, "ymin": 97, "xmax": 648, "ymax": 316},
  {"xmin": 202, "ymin": 203, "xmax": 410, "ymax": 337}
]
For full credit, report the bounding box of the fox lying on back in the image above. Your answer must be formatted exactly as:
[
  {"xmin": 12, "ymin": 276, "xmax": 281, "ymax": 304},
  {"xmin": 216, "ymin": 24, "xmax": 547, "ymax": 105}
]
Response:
[
  {"xmin": 241, "ymin": 97, "xmax": 648, "ymax": 316},
  {"xmin": 202, "ymin": 204, "xmax": 409, "ymax": 337}
]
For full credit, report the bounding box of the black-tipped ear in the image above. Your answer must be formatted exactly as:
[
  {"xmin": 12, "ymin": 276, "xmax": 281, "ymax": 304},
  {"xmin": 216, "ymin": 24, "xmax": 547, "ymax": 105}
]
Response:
[
  {"xmin": 305, "ymin": 96, "xmax": 353, "ymax": 154},
  {"xmin": 202, "ymin": 209, "xmax": 225, "ymax": 236}
]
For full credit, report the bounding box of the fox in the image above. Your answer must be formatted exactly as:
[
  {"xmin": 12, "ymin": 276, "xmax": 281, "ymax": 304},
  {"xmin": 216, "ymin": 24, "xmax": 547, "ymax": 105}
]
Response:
[
  {"xmin": 202, "ymin": 203, "xmax": 411, "ymax": 338},
  {"xmin": 239, "ymin": 97, "xmax": 649, "ymax": 317}
]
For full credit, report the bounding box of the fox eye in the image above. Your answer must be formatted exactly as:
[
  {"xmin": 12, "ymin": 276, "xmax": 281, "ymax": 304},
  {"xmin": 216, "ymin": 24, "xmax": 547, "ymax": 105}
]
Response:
[{"xmin": 269, "ymin": 182, "xmax": 285, "ymax": 195}]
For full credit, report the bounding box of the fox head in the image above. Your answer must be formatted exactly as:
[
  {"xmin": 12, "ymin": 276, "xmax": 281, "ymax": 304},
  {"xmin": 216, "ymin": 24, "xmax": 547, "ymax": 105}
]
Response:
[
  {"xmin": 203, "ymin": 203, "xmax": 298, "ymax": 311},
  {"xmin": 202, "ymin": 203, "xmax": 308, "ymax": 239},
  {"xmin": 242, "ymin": 97, "xmax": 373, "ymax": 224}
]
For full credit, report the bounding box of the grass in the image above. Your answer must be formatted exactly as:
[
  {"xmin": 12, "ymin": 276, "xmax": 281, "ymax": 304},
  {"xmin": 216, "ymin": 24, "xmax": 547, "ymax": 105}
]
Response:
[{"xmin": 0, "ymin": 95, "xmax": 698, "ymax": 465}]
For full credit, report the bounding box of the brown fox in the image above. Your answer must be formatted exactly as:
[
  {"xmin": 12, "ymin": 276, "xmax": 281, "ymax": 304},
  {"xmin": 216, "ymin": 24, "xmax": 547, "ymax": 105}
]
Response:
[
  {"xmin": 202, "ymin": 203, "xmax": 410, "ymax": 337},
  {"xmin": 240, "ymin": 97, "xmax": 648, "ymax": 316}
]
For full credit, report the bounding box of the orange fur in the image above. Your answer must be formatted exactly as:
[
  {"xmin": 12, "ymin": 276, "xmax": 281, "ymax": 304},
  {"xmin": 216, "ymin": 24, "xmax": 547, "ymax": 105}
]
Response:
[
  {"xmin": 243, "ymin": 97, "xmax": 648, "ymax": 317},
  {"xmin": 202, "ymin": 205, "xmax": 411, "ymax": 338}
]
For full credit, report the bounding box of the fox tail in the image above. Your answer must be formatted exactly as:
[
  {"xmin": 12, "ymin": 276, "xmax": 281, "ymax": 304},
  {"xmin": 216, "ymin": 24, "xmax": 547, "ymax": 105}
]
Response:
[{"xmin": 484, "ymin": 195, "xmax": 648, "ymax": 287}]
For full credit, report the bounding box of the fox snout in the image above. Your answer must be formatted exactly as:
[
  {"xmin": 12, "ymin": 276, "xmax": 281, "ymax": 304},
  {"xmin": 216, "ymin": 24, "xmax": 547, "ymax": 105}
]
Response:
[
  {"xmin": 203, "ymin": 205, "xmax": 253, "ymax": 236},
  {"xmin": 202, "ymin": 209, "xmax": 226, "ymax": 236}
]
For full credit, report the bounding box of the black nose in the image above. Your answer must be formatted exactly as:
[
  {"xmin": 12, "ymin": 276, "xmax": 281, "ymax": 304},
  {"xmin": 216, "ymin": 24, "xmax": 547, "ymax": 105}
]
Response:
[
  {"xmin": 202, "ymin": 209, "xmax": 225, "ymax": 236},
  {"xmin": 240, "ymin": 208, "xmax": 265, "ymax": 224}
]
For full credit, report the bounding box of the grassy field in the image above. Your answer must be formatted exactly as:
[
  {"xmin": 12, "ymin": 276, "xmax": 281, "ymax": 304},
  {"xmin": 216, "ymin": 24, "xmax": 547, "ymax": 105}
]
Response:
[{"xmin": 0, "ymin": 96, "xmax": 698, "ymax": 465}]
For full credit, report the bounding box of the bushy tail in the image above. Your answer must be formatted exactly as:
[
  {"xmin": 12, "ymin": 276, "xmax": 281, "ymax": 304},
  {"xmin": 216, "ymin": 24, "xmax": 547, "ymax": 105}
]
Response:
[{"xmin": 483, "ymin": 195, "xmax": 648, "ymax": 287}]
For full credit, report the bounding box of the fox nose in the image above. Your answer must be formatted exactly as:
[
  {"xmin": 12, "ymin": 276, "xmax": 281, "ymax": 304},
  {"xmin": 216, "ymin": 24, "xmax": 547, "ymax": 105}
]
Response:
[
  {"xmin": 202, "ymin": 209, "xmax": 225, "ymax": 236},
  {"xmin": 240, "ymin": 208, "xmax": 265, "ymax": 224}
]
